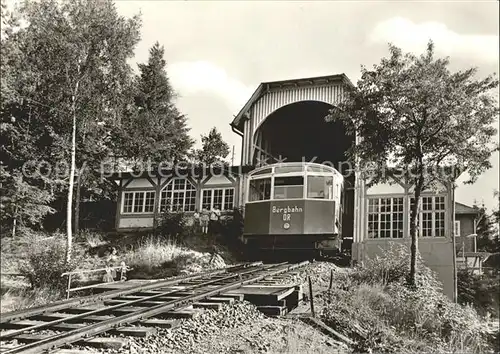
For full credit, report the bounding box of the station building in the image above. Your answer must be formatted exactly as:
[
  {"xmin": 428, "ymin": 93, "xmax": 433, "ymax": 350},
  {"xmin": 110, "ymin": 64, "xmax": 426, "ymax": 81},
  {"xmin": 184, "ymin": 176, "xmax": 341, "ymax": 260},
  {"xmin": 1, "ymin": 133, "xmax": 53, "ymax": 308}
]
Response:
[{"xmin": 109, "ymin": 74, "xmax": 488, "ymax": 300}]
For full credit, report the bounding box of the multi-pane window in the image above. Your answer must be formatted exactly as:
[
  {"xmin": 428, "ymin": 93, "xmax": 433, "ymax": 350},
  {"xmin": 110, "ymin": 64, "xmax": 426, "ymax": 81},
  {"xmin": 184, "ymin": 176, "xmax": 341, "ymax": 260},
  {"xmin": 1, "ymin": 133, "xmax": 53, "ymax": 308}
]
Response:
[
  {"xmin": 213, "ymin": 189, "xmax": 223, "ymax": 209},
  {"xmin": 367, "ymin": 197, "xmax": 404, "ymax": 238},
  {"xmin": 134, "ymin": 193, "xmax": 144, "ymax": 213},
  {"xmin": 123, "ymin": 192, "xmax": 134, "ymax": 213},
  {"xmin": 201, "ymin": 190, "xmax": 212, "ymax": 210},
  {"xmin": 410, "ymin": 196, "xmax": 446, "ymax": 237},
  {"xmin": 249, "ymin": 178, "xmax": 271, "ymax": 201},
  {"xmin": 224, "ymin": 189, "xmax": 234, "ymax": 210},
  {"xmin": 144, "ymin": 192, "xmax": 155, "ymax": 213},
  {"xmin": 160, "ymin": 178, "xmax": 197, "ymax": 212},
  {"xmin": 122, "ymin": 191, "xmax": 156, "ymax": 214},
  {"xmin": 201, "ymin": 188, "xmax": 235, "ymax": 211}
]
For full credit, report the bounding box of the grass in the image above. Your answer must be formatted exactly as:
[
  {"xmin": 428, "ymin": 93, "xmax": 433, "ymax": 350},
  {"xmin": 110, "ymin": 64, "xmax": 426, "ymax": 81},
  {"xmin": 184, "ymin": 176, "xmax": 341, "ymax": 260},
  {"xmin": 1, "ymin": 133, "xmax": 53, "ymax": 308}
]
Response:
[
  {"xmin": 1, "ymin": 284, "xmax": 61, "ymax": 313},
  {"xmin": 122, "ymin": 237, "xmax": 227, "ymax": 279},
  {"xmin": 1, "ymin": 230, "xmax": 231, "ymax": 313},
  {"xmin": 123, "ymin": 238, "xmax": 184, "ymax": 271},
  {"xmin": 320, "ymin": 243, "xmax": 498, "ymax": 354},
  {"xmin": 79, "ymin": 230, "xmax": 107, "ymax": 248}
]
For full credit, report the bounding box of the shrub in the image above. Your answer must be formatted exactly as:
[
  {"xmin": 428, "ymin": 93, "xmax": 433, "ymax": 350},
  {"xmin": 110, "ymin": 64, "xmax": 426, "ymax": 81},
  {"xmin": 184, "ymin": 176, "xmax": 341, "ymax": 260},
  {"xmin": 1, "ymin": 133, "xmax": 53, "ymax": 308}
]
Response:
[
  {"xmin": 220, "ymin": 207, "xmax": 244, "ymax": 240},
  {"xmin": 458, "ymin": 268, "xmax": 500, "ymax": 317},
  {"xmin": 351, "ymin": 242, "xmax": 441, "ymax": 289},
  {"xmin": 322, "ymin": 242, "xmax": 494, "ymax": 353},
  {"xmin": 157, "ymin": 209, "xmax": 189, "ymax": 241},
  {"xmin": 18, "ymin": 232, "xmax": 85, "ymax": 293}
]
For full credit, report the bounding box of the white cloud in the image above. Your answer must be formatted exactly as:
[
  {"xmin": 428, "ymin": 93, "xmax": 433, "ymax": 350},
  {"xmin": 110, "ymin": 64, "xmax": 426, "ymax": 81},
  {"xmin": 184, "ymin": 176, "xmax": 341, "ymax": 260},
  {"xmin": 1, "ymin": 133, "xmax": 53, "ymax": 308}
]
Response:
[
  {"xmin": 369, "ymin": 17, "xmax": 499, "ymax": 63},
  {"xmin": 169, "ymin": 61, "xmax": 254, "ymax": 113}
]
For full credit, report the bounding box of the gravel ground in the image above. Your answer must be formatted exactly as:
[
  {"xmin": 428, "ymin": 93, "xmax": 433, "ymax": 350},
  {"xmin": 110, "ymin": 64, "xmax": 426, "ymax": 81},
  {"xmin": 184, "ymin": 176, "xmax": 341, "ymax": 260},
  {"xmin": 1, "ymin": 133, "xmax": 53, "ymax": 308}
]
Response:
[
  {"xmin": 276, "ymin": 261, "xmax": 349, "ymax": 289},
  {"xmin": 106, "ymin": 262, "xmax": 350, "ymax": 354},
  {"xmin": 96, "ymin": 302, "xmax": 348, "ymax": 354}
]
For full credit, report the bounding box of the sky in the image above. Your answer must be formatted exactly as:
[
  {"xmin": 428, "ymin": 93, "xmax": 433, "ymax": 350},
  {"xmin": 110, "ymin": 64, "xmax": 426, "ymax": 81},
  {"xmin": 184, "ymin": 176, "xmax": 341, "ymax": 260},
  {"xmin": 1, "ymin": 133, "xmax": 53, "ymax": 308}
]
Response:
[
  {"xmin": 6, "ymin": 0, "xmax": 499, "ymax": 211},
  {"xmin": 114, "ymin": 0, "xmax": 499, "ymax": 212}
]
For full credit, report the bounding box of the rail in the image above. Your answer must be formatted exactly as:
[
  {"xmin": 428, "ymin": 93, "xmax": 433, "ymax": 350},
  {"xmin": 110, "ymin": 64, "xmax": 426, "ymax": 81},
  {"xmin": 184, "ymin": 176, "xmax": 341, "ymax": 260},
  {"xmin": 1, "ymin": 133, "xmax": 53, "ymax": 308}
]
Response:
[
  {"xmin": 0, "ymin": 262, "xmax": 260, "ymax": 324},
  {"xmin": 0, "ymin": 261, "xmax": 308, "ymax": 354}
]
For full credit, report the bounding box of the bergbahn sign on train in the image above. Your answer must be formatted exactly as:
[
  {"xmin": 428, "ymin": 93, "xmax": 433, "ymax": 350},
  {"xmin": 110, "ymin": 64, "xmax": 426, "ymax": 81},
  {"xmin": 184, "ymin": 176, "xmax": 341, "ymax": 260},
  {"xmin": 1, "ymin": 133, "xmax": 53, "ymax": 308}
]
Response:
[{"xmin": 270, "ymin": 201, "xmax": 305, "ymax": 234}]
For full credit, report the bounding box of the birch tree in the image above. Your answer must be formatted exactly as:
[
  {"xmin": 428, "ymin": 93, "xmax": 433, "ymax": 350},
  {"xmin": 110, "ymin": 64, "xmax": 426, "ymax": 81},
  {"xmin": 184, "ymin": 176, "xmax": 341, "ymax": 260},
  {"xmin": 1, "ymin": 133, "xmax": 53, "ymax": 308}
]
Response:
[{"xmin": 1, "ymin": 0, "xmax": 141, "ymax": 260}]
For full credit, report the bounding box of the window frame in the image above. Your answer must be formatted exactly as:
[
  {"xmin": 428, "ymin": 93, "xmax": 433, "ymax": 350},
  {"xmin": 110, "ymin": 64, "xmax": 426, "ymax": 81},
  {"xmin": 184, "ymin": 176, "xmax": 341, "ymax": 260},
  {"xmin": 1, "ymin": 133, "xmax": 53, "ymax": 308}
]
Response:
[
  {"xmin": 200, "ymin": 187, "xmax": 235, "ymax": 211},
  {"xmin": 305, "ymin": 173, "xmax": 336, "ymax": 200},
  {"xmin": 121, "ymin": 190, "xmax": 156, "ymax": 215},
  {"xmin": 247, "ymin": 176, "xmax": 273, "ymax": 203},
  {"xmin": 159, "ymin": 178, "xmax": 197, "ymax": 213},
  {"xmin": 247, "ymin": 168, "xmax": 341, "ymax": 203},
  {"xmin": 273, "ymin": 175, "xmax": 305, "ymax": 200},
  {"xmin": 409, "ymin": 195, "xmax": 447, "ymax": 238},
  {"xmin": 366, "ymin": 197, "xmax": 405, "ymax": 239}
]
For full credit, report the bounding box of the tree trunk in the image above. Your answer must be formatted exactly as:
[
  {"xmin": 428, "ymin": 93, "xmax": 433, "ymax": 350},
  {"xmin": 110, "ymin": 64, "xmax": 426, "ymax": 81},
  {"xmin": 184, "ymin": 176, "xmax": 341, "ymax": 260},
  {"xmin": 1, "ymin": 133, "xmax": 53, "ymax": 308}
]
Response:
[
  {"xmin": 66, "ymin": 77, "xmax": 80, "ymax": 263},
  {"xmin": 408, "ymin": 169, "xmax": 425, "ymax": 287},
  {"xmin": 74, "ymin": 168, "xmax": 84, "ymax": 237},
  {"xmin": 12, "ymin": 212, "xmax": 17, "ymax": 238}
]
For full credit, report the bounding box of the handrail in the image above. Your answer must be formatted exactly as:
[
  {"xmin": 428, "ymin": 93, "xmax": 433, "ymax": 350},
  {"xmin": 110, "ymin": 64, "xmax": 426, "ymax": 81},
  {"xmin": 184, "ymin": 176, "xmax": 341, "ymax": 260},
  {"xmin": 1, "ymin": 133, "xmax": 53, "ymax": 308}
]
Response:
[
  {"xmin": 61, "ymin": 266, "xmax": 123, "ymax": 277},
  {"xmin": 61, "ymin": 264, "xmax": 131, "ymax": 299}
]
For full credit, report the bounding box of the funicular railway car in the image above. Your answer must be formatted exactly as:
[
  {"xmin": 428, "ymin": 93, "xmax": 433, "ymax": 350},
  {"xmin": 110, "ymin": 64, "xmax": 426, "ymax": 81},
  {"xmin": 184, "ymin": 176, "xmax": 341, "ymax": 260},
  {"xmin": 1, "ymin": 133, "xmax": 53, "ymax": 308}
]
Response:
[{"xmin": 243, "ymin": 162, "xmax": 344, "ymax": 257}]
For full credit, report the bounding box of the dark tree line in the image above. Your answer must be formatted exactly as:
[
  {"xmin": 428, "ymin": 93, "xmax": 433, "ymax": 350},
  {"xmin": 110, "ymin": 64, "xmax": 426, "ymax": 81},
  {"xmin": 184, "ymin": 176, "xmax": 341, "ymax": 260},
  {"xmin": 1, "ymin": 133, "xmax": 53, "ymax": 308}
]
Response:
[{"xmin": 0, "ymin": 0, "xmax": 232, "ymax": 259}]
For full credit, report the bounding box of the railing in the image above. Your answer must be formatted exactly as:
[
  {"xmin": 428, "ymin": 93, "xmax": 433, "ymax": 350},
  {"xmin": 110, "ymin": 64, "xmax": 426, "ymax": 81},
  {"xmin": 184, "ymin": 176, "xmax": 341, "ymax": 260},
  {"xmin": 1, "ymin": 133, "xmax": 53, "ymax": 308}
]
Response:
[{"xmin": 61, "ymin": 263, "xmax": 131, "ymax": 299}]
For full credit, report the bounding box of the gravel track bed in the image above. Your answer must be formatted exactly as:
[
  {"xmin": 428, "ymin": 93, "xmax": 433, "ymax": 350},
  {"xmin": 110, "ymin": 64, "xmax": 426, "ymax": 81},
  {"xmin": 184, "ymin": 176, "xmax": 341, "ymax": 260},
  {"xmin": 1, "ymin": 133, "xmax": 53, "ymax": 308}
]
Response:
[
  {"xmin": 3, "ymin": 262, "xmax": 350, "ymax": 353},
  {"xmin": 71, "ymin": 301, "xmax": 347, "ymax": 354}
]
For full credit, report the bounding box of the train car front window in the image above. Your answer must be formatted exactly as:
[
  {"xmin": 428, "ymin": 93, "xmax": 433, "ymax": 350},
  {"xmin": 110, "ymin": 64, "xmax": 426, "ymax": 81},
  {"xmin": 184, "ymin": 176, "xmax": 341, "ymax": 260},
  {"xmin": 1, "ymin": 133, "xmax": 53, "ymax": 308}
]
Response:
[
  {"xmin": 274, "ymin": 176, "xmax": 304, "ymax": 199},
  {"xmin": 307, "ymin": 175, "xmax": 334, "ymax": 199},
  {"xmin": 249, "ymin": 178, "xmax": 271, "ymax": 201}
]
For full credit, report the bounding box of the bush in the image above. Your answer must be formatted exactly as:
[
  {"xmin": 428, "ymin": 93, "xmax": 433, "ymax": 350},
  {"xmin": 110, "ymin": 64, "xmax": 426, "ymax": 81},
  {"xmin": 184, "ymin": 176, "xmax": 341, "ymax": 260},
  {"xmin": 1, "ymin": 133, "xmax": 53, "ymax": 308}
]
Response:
[
  {"xmin": 18, "ymin": 232, "xmax": 85, "ymax": 293},
  {"xmin": 220, "ymin": 207, "xmax": 244, "ymax": 243},
  {"xmin": 351, "ymin": 242, "xmax": 441, "ymax": 289},
  {"xmin": 458, "ymin": 268, "xmax": 500, "ymax": 317},
  {"xmin": 77, "ymin": 230, "xmax": 107, "ymax": 248},
  {"xmin": 322, "ymin": 242, "xmax": 494, "ymax": 353},
  {"xmin": 157, "ymin": 209, "xmax": 189, "ymax": 241}
]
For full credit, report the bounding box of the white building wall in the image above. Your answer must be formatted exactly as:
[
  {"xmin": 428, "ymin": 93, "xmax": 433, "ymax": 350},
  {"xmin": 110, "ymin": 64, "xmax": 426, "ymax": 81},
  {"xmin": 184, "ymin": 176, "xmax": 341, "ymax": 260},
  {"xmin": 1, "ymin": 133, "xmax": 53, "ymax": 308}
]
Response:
[
  {"xmin": 366, "ymin": 182, "xmax": 405, "ymax": 195},
  {"xmin": 119, "ymin": 217, "xmax": 154, "ymax": 229},
  {"xmin": 126, "ymin": 178, "xmax": 154, "ymax": 188},
  {"xmin": 204, "ymin": 175, "xmax": 233, "ymax": 185}
]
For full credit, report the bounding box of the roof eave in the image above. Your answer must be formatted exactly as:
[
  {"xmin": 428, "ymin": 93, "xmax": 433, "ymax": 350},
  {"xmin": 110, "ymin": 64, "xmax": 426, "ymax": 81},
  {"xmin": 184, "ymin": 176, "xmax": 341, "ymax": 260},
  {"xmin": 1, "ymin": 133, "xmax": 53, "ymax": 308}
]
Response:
[{"xmin": 230, "ymin": 73, "xmax": 354, "ymax": 131}]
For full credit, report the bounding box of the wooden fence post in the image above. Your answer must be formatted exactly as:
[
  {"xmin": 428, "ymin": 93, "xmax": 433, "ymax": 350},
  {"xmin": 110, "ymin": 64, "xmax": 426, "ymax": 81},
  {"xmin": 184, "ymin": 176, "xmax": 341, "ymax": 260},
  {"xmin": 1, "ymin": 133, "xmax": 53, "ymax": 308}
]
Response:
[
  {"xmin": 66, "ymin": 274, "xmax": 72, "ymax": 299},
  {"xmin": 308, "ymin": 276, "xmax": 315, "ymax": 317},
  {"xmin": 329, "ymin": 269, "xmax": 334, "ymax": 290}
]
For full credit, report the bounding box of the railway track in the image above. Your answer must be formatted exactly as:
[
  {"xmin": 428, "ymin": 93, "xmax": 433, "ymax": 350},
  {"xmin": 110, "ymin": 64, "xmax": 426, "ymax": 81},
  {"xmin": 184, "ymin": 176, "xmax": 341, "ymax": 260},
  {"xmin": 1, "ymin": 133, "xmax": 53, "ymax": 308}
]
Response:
[{"xmin": 0, "ymin": 261, "xmax": 308, "ymax": 354}]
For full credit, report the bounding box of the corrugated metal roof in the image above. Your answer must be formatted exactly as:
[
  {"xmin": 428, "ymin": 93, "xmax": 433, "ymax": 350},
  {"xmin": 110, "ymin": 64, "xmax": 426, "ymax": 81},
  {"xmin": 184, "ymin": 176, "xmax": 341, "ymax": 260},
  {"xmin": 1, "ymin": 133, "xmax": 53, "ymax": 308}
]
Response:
[{"xmin": 230, "ymin": 73, "xmax": 353, "ymax": 131}]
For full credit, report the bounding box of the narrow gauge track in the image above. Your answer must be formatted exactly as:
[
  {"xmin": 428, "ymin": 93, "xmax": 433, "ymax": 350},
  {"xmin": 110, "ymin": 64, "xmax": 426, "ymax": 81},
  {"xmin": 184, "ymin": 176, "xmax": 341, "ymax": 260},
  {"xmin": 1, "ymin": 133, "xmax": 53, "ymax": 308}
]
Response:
[{"xmin": 0, "ymin": 261, "xmax": 308, "ymax": 354}]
